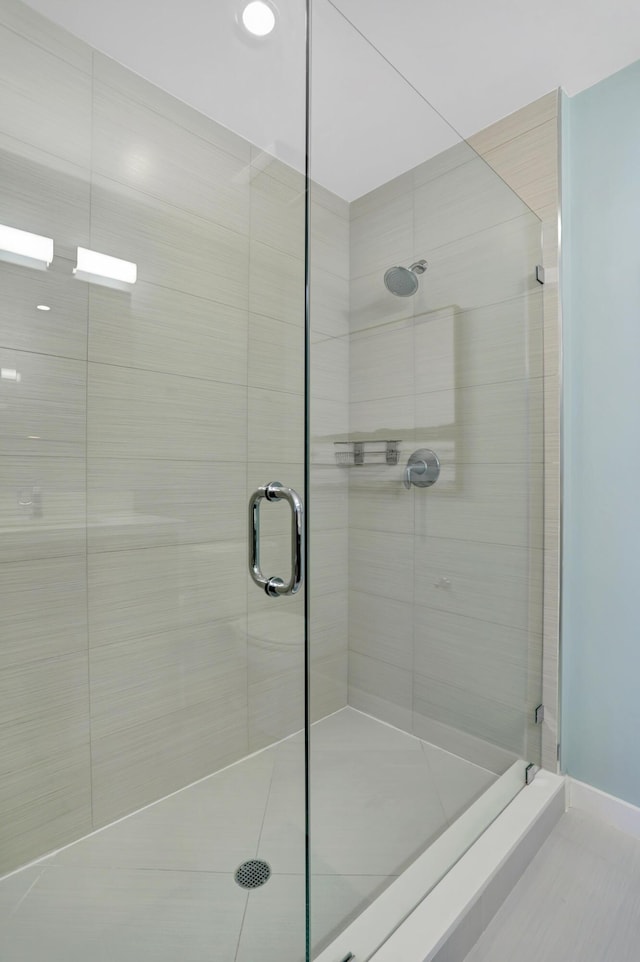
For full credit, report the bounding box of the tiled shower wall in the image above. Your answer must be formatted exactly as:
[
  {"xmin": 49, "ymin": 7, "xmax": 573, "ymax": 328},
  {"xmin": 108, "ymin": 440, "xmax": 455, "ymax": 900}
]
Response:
[
  {"xmin": 0, "ymin": 0, "xmax": 348, "ymax": 874},
  {"xmin": 346, "ymin": 140, "xmax": 546, "ymax": 769},
  {"xmin": 0, "ymin": 0, "xmax": 560, "ymax": 879}
]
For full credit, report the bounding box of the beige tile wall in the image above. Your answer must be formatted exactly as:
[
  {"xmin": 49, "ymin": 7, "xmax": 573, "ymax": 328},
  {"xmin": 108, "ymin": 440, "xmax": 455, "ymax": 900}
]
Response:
[
  {"xmin": 0, "ymin": 0, "xmax": 559, "ymax": 877},
  {"xmin": 347, "ymin": 139, "xmax": 547, "ymax": 771},
  {"xmin": 246, "ymin": 165, "xmax": 350, "ymax": 750},
  {"xmin": 85, "ymin": 51, "xmax": 255, "ymax": 828},
  {"xmin": 0, "ymin": 0, "xmax": 349, "ymax": 871},
  {"xmin": 0, "ymin": 0, "xmax": 93, "ymax": 873}
]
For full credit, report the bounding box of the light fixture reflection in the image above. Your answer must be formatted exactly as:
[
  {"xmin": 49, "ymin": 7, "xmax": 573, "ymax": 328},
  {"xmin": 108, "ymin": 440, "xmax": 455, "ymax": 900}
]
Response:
[
  {"xmin": 242, "ymin": 1, "xmax": 276, "ymax": 36},
  {"xmin": 74, "ymin": 247, "xmax": 137, "ymax": 290},
  {"xmin": 0, "ymin": 224, "xmax": 53, "ymax": 271},
  {"xmin": 36, "ymin": 304, "xmax": 51, "ymax": 312},
  {"xmin": 1, "ymin": 368, "xmax": 21, "ymax": 383}
]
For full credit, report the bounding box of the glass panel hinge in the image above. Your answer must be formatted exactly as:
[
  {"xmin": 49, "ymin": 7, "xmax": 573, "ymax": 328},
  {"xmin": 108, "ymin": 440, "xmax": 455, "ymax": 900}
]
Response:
[
  {"xmin": 534, "ymin": 704, "xmax": 545, "ymax": 725},
  {"xmin": 525, "ymin": 763, "xmax": 539, "ymax": 786},
  {"xmin": 535, "ymin": 264, "xmax": 558, "ymax": 284}
]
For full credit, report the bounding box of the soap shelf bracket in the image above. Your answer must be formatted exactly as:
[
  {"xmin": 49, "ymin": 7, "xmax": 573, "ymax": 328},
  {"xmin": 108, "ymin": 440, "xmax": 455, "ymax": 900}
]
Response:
[{"xmin": 334, "ymin": 440, "xmax": 401, "ymax": 467}]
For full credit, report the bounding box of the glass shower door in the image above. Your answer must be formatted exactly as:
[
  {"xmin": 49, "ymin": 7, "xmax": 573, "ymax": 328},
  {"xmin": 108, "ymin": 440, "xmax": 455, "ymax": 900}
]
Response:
[
  {"xmin": 0, "ymin": 1, "xmax": 311, "ymax": 960},
  {"xmin": 307, "ymin": 2, "xmax": 544, "ymax": 959}
]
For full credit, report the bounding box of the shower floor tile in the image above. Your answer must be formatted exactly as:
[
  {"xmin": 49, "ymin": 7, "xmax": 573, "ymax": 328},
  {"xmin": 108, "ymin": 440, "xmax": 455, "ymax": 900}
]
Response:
[{"xmin": 0, "ymin": 707, "xmax": 497, "ymax": 962}]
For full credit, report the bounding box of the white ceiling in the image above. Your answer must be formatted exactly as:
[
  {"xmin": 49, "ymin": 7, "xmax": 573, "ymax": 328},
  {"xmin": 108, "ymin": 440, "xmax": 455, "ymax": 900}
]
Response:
[{"xmin": 21, "ymin": 0, "xmax": 640, "ymax": 199}]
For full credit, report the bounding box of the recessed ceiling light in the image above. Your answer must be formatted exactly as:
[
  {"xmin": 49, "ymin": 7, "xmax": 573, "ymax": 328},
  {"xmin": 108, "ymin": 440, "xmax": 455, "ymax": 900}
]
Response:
[
  {"xmin": 36, "ymin": 304, "xmax": 51, "ymax": 311},
  {"xmin": 241, "ymin": 1, "xmax": 276, "ymax": 37}
]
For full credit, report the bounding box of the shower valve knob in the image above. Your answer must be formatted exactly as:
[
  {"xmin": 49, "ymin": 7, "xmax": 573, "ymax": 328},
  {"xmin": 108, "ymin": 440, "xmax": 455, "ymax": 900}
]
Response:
[{"xmin": 403, "ymin": 449, "xmax": 440, "ymax": 489}]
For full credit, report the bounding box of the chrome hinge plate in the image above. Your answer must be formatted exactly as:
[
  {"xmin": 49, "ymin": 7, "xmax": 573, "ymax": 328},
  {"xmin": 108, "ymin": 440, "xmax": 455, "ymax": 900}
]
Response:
[
  {"xmin": 525, "ymin": 763, "xmax": 539, "ymax": 786},
  {"xmin": 534, "ymin": 704, "xmax": 545, "ymax": 725},
  {"xmin": 535, "ymin": 264, "xmax": 559, "ymax": 284}
]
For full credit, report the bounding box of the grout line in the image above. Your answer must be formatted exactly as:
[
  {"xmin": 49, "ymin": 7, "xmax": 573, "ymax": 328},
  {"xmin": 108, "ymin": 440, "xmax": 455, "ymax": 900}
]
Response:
[
  {"xmin": 349, "ymin": 209, "xmax": 536, "ymax": 284},
  {"xmin": 253, "ymin": 745, "xmax": 279, "ymax": 860},
  {"xmin": 348, "ymin": 288, "xmax": 545, "ymax": 338},
  {"xmin": 86, "ymin": 47, "xmax": 96, "ymax": 832},
  {"xmin": 86, "ymin": 355, "xmax": 251, "ymax": 389},
  {"xmin": 245, "ymin": 154, "xmax": 252, "ymax": 785},
  {"xmin": 233, "ymin": 741, "xmax": 284, "ymax": 959},
  {"xmin": 346, "ymin": 706, "xmax": 498, "ymax": 776},
  {"xmin": 475, "ymin": 112, "xmax": 559, "ymax": 158},
  {"xmin": 350, "ymin": 372, "xmax": 548, "ymax": 404},
  {"xmin": 418, "ymin": 741, "xmax": 450, "ymax": 827},
  {"xmin": 9, "ymin": 867, "xmax": 47, "ymax": 918},
  {"xmin": 0, "ymin": 16, "xmax": 91, "ymax": 73},
  {"xmin": 91, "ymin": 73, "xmax": 249, "ymax": 165},
  {"xmin": 40, "ymin": 863, "xmax": 399, "ymax": 880},
  {"xmin": 232, "ymin": 880, "xmax": 253, "ymax": 959},
  {"xmin": 0, "ymin": 345, "xmax": 87, "ymax": 363},
  {"xmin": 409, "ymin": 178, "xmax": 417, "ymax": 728}
]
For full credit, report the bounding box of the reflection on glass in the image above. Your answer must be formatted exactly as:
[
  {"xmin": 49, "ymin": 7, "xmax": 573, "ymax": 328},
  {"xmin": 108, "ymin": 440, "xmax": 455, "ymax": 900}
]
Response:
[
  {"xmin": 0, "ymin": 223, "xmax": 53, "ymax": 270},
  {"xmin": 241, "ymin": 0, "xmax": 277, "ymax": 36},
  {"xmin": 309, "ymin": 1, "xmax": 544, "ymax": 957}
]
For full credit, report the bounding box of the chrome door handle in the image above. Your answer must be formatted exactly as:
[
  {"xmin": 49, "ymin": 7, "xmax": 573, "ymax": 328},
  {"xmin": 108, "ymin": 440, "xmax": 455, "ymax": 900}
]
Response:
[{"xmin": 248, "ymin": 482, "xmax": 304, "ymax": 597}]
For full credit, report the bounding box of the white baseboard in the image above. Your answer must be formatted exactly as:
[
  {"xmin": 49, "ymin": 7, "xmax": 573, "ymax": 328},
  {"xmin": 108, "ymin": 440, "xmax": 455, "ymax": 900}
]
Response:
[{"xmin": 568, "ymin": 778, "xmax": 640, "ymax": 839}]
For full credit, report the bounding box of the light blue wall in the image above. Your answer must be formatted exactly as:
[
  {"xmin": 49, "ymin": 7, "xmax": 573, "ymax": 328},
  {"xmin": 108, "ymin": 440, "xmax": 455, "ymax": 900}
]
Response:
[{"xmin": 562, "ymin": 59, "xmax": 640, "ymax": 806}]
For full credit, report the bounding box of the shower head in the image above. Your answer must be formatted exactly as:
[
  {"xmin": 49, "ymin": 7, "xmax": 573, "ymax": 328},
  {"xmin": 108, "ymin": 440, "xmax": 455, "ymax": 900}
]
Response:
[{"xmin": 383, "ymin": 260, "xmax": 428, "ymax": 297}]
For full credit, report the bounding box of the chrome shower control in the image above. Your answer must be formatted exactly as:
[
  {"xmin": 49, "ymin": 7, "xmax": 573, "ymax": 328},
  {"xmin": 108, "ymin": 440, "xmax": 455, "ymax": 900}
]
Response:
[{"xmin": 403, "ymin": 449, "xmax": 440, "ymax": 489}]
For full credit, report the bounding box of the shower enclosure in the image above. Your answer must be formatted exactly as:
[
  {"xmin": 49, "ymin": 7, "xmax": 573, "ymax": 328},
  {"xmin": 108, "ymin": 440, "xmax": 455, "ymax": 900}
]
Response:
[{"xmin": 0, "ymin": 0, "xmax": 544, "ymax": 959}]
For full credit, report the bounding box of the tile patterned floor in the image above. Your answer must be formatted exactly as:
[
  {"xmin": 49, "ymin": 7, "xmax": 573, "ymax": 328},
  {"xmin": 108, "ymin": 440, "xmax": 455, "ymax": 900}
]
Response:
[
  {"xmin": 0, "ymin": 708, "xmax": 496, "ymax": 961},
  {"xmin": 464, "ymin": 808, "xmax": 640, "ymax": 962}
]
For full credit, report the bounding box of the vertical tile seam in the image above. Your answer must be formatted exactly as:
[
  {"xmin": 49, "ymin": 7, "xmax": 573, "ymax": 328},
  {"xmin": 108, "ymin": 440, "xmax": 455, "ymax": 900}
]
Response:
[
  {"xmin": 245, "ymin": 147, "xmax": 253, "ymax": 754},
  {"xmin": 410, "ymin": 165, "xmax": 417, "ymax": 729},
  {"xmin": 86, "ymin": 48, "xmax": 95, "ymax": 828}
]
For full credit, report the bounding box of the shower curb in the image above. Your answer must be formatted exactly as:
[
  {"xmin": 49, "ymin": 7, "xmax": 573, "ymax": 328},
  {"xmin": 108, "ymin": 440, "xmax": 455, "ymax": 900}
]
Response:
[
  {"xmin": 371, "ymin": 771, "xmax": 566, "ymax": 962},
  {"xmin": 320, "ymin": 769, "xmax": 565, "ymax": 962}
]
